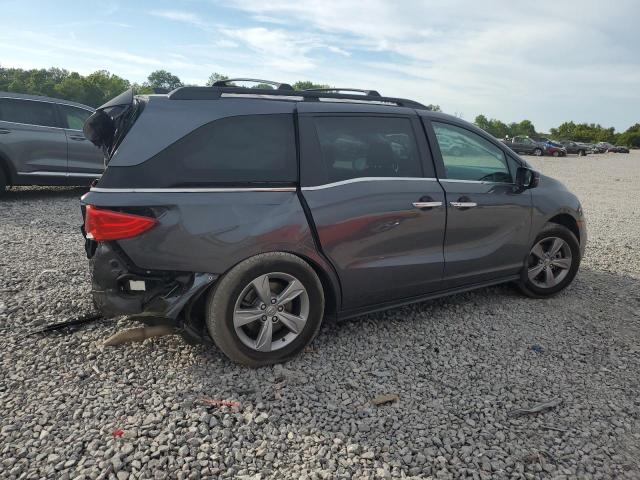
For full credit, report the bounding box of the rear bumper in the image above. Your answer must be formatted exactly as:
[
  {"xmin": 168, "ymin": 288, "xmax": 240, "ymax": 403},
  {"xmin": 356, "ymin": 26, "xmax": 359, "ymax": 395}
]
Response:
[{"xmin": 89, "ymin": 242, "xmax": 218, "ymax": 329}]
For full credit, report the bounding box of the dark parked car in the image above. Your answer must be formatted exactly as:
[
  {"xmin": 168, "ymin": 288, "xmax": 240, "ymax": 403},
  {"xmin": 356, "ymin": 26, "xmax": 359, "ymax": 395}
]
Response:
[
  {"xmin": 500, "ymin": 136, "xmax": 544, "ymax": 156},
  {"xmin": 0, "ymin": 92, "xmax": 104, "ymax": 192},
  {"xmin": 81, "ymin": 81, "xmax": 586, "ymax": 366},
  {"xmin": 559, "ymin": 141, "xmax": 588, "ymax": 156}
]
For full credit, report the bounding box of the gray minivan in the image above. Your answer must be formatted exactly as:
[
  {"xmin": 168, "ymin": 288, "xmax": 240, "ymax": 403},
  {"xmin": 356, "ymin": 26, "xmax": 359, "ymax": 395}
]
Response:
[
  {"xmin": 81, "ymin": 80, "xmax": 586, "ymax": 366},
  {"xmin": 0, "ymin": 92, "xmax": 103, "ymax": 191}
]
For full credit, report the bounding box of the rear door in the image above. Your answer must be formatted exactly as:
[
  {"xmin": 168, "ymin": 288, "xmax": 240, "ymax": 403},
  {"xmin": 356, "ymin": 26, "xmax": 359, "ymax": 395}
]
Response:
[
  {"xmin": 57, "ymin": 103, "xmax": 104, "ymax": 180},
  {"xmin": 423, "ymin": 118, "xmax": 532, "ymax": 288},
  {"xmin": 0, "ymin": 97, "xmax": 67, "ymax": 178},
  {"xmin": 298, "ymin": 104, "xmax": 446, "ymax": 310}
]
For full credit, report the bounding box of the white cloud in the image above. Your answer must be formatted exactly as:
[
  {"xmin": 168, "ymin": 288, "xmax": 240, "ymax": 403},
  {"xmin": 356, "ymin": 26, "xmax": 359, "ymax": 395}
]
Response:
[
  {"xmin": 149, "ymin": 10, "xmax": 207, "ymax": 27},
  {"xmin": 218, "ymin": 0, "xmax": 640, "ymax": 130}
]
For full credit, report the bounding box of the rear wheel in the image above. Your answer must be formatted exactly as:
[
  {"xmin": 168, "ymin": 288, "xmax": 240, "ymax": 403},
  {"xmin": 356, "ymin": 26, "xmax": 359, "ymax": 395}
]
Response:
[
  {"xmin": 533, "ymin": 148, "xmax": 543, "ymax": 156},
  {"xmin": 206, "ymin": 252, "xmax": 325, "ymax": 366},
  {"xmin": 518, "ymin": 224, "xmax": 580, "ymax": 298}
]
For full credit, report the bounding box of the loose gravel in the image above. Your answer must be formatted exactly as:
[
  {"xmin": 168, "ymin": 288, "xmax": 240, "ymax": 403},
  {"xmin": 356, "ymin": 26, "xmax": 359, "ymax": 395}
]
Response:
[{"xmin": 1, "ymin": 153, "xmax": 639, "ymax": 479}]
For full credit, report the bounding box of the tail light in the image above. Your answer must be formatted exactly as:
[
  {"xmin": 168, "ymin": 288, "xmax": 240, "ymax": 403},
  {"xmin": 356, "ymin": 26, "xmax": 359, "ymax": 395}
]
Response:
[{"xmin": 84, "ymin": 205, "xmax": 157, "ymax": 241}]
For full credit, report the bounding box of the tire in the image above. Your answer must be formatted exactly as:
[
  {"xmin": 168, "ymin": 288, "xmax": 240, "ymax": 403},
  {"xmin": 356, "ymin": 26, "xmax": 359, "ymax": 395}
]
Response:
[
  {"xmin": 206, "ymin": 252, "xmax": 325, "ymax": 367},
  {"xmin": 552, "ymin": 151, "xmax": 559, "ymax": 157},
  {"xmin": 518, "ymin": 223, "xmax": 581, "ymax": 298},
  {"xmin": 578, "ymin": 150, "xmax": 586, "ymax": 157},
  {"xmin": 533, "ymin": 148, "xmax": 543, "ymax": 156}
]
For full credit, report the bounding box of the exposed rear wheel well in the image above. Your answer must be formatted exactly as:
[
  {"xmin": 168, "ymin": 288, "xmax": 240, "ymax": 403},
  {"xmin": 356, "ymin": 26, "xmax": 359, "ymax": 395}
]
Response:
[
  {"xmin": 548, "ymin": 213, "xmax": 579, "ymax": 242},
  {"xmin": 0, "ymin": 152, "xmax": 13, "ymax": 186}
]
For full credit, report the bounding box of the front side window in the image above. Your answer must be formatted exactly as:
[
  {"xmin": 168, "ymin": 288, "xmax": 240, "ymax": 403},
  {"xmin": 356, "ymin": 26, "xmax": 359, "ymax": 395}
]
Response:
[
  {"xmin": 313, "ymin": 116, "xmax": 421, "ymax": 182},
  {"xmin": 59, "ymin": 104, "xmax": 92, "ymax": 130},
  {"xmin": 433, "ymin": 122, "xmax": 512, "ymax": 183},
  {"xmin": 0, "ymin": 98, "xmax": 58, "ymax": 128}
]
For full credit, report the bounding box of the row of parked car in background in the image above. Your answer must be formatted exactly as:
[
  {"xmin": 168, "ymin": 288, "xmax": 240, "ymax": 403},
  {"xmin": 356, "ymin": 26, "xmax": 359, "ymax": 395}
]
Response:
[{"xmin": 500, "ymin": 135, "xmax": 630, "ymax": 157}]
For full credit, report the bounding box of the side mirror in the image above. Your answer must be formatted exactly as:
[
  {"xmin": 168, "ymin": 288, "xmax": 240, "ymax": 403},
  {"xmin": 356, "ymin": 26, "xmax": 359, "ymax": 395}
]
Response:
[{"xmin": 516, "ymin": 167, "xmax": 539, "ymax": 189}]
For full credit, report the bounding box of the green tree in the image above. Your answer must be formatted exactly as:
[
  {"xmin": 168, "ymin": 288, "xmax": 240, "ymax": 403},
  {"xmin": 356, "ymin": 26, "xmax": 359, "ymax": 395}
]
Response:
[
  {"xmin": 146, "ymin": 70, "xmax": 183, "ymax": 91},
  {"xmin": 206, "ymin": 72, "xmax": 229, "ymax": 87},
  {"xmin": 474, "ymin": 115, "xmax": 511, "ymax": 138},
  {"xmin": 425, "ymin": 104, "xmax": 441, "ymax": 112},
  {"xmin": 617, "ymin": 123, "xmax": 640, "ymax": 147},
  {"xmin": 292, "ymin": 80, "xmax": 330, "ymax": 90}
]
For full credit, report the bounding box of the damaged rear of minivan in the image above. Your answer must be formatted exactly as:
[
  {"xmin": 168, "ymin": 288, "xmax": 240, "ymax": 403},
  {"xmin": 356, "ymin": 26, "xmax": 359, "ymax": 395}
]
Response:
[{"xmin": 80, "ymin": 87, "xmax": 334, "ymax": 366}]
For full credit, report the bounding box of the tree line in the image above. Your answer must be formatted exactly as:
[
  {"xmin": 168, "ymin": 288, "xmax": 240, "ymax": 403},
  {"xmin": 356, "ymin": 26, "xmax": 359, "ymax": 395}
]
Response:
[
  {"xmin": 474, "ymin": 115, "xmax": 639, "ymax": 147},
  {"xmin": 1, "ymin": 66, "xmax": 637, "ymax": 146}
]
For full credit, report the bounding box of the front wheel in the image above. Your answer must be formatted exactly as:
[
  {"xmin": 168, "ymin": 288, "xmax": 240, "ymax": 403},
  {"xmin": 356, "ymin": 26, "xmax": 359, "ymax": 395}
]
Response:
[
  {"xmin": 578, "ymin": 150, "xmax": 586, "ymax": 156},
  {"xmin": 206, "ymin": 252, "xmax": 325, "ymax": 366},
  {"xmin": 552, "ymin": 151, "xmax": 560, "ymax": 157},
  {"xmin": 518, "ymin": 224, "xmax": 581, "ymax": 298},
  {"xmin": 533, "ymin": 148, "xmax": 543, "ymax": 156}
]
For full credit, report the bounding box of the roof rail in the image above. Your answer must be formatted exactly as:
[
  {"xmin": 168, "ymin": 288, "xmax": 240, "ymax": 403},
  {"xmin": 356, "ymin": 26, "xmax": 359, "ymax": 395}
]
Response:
[
  {"xmin": 168, "ymin": 85, "xmax": 425, "ymax": 109},
  {"xmin": 304, "ymin": 88, "xmax": 381, "ymax": 97},
  {"xmin": 212, "ymin": 78, "xmax": 294, "ymax": 91}
]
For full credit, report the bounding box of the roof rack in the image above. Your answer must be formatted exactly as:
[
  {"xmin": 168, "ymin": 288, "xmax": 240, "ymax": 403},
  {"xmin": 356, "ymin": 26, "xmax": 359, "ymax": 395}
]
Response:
[
  {"xmin": 168, "ymin": 84, "xmax": 425, "ymax": 109},
  {"xmin": 212, "ymin": 78, "xmax": 294, "ymax": 91},
  {"xmin": 303, "ymin": 87, "xmax": 381, "ymax": 97}
]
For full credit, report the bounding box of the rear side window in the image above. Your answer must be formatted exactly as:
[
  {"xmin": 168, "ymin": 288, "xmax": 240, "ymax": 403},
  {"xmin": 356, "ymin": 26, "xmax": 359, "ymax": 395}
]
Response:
[
  {"xmin": 313, "ymin": 116, "xmax": 421, "ymax": 182},
  {"xmin": 0, "ymin": 98, "xmax": 58, "ymax": 128},
  {"xmin": 99, "ymin": 114, "xmax": 296, "ymax": 188},
  {"xmin": 433, "ymin": 122, "xmax": 512, "ymax": 183},
  {"xmin": 59, "ymin": 104, "xmax": 92, "ymax": 130}
]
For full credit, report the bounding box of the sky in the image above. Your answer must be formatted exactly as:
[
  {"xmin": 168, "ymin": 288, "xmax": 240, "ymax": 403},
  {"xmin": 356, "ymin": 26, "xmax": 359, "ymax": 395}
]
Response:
[{"xmin": 1, "ymin": 0, "xmax": 639, "ymax": 131}]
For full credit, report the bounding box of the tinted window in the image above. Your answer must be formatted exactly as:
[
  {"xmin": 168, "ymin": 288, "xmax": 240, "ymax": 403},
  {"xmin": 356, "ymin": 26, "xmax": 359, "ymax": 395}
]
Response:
[
  {"xmin": 313, "ymin": 116, "xmax": 421, "ymax": 182},
  {"xmin": 0, "ymin": 98, "xmax": 58, "ymax": 127},
  {"xmin": 433, "ymin": 122, "xmax": 512, "ymax": 183},
  {"xmin": 59, "ymin": 104, "xmax": 92, "ymax": 130},
  {"xmin": 99, "ymin": 114, "xmax": 296, "ymax": 188}
]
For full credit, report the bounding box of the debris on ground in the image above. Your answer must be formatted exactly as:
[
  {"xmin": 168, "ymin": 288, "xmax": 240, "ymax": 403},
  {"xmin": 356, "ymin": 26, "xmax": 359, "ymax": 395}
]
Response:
[
  {"xmin": 103, "ymin": 325, "xmax": 176, "ymax": 346},
  {"xmin": 198, "ymin": 397, "xmax": 241, "ymax": 408},
  {"xmin": 111, "ymin": 429, "xmax": 125, "ymax": 438},
  {"xmin": 26, "ymin": 312, "xmax": 103, "ymax": 336},
  {"xmin": 531, "ymin": 344, "xmax": 544, "ymax": 354},
  {"xmin": 508, "ymin": 398, "xmax": 563, "ymax": 418},
  {"xmin": 371, "ymin": 394, "xmax": 400, "ymax": 406}
]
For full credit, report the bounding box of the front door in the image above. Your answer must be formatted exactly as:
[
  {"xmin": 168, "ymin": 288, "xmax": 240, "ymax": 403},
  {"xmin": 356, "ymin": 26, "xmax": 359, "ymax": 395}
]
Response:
[
  {"xmin": 425, "ymin": 119, "xmax": 532, "ymax": 289},
  {"xmin": 298, "ymin": 108, "xmax": 446, "ymax": 310},
  {"xmin": 57, "ymin": 103, "xmax": 104, "ymax": 181}
]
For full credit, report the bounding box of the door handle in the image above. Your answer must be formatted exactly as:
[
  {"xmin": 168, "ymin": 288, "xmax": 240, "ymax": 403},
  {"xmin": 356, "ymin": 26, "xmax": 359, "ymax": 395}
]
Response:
[
  {"xmin": 69, "ymin": 136, "xmax": 86, "ymax": 141},
  {"xmin": 413, "ymin": 201, "xmax": 443, "ymax": 209},
  {"xmin": 450, "ymin": 201, "xmax": 477, "ymax": 208},
  {"xmin": 0, "ymin": 128, "xmax": 11, "ymax": 134},
  {"xmin": 413, "ymin": 195, "xmax": 442, "ymax": 209}
]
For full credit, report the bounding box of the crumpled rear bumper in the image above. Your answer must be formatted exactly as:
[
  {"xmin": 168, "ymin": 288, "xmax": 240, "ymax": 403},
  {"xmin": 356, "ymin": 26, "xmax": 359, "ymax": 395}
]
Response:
[{"xmin": 90, "ymin": 242, "xmax": 218, "ymax": 331}]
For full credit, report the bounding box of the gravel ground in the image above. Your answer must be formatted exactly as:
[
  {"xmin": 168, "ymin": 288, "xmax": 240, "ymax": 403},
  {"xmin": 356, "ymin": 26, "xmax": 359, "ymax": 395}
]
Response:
[{"xmin": 1, "ymin": 152, "xmax": 639, "ymax": 479}]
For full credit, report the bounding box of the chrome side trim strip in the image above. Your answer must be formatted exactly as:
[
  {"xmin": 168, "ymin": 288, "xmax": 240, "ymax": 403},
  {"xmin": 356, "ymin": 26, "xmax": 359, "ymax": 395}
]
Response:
[
  {"xmin": 301, "ymin": 177, "xmax": 438, "ymax": 191},
  {"xmin": 439, "ymin": 178, "xmax": 514, "ymax": 185},
  {"xmin": 18, "ymin": 171, "xmax": 101, "ymax": 178},
  {"xmin": 89, "ymin": 187, "xmax": 297, "ymax": 193}
]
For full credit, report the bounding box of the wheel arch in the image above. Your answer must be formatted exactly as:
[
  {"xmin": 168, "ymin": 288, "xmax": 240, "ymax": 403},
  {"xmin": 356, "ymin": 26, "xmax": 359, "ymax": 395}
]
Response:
[
  {"xmin": 0, "ymin": 150, "xmax": 15, "ymax": 185},
  {"xmin": 547, "ymin": 213, "xmax": 580, "ymax": 242}
]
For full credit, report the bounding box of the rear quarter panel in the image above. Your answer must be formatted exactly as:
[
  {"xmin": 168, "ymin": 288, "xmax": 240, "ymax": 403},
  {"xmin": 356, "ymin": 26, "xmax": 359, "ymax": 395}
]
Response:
[{"xmin": 81, "ymin": 189, "xmax": 341, "ymax": 304}]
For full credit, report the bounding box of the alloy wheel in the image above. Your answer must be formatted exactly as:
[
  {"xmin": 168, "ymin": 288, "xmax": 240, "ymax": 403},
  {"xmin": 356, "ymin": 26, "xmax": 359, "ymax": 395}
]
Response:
[
  {"xmin": 527, "ymin": 237, "xmax": 573, "ymax": 289},
  {"xmin": 233, "ymin": 272, "xmax": 309, "ymax": 352}
]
